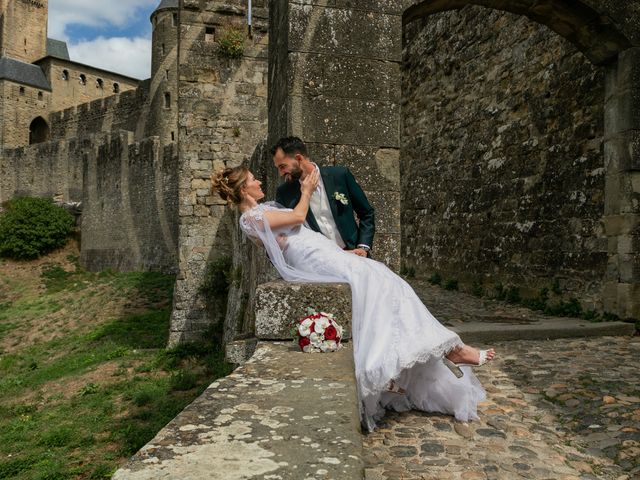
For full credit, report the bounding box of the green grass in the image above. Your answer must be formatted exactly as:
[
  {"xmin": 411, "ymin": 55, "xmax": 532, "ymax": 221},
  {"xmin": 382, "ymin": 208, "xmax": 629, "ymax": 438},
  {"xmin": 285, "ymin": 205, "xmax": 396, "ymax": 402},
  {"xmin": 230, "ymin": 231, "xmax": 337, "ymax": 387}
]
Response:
[{"xmin": 0, "ymin": 252, "xmax": 233, "ymax": 479}]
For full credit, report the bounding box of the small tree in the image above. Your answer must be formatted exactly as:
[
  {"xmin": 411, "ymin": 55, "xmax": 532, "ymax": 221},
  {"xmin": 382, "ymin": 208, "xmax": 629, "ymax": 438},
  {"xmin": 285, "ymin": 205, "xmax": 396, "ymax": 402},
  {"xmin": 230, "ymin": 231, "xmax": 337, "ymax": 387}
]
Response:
[{"xmin": 0, "ymin": 197, "xmax": 75, "ymax": 260}]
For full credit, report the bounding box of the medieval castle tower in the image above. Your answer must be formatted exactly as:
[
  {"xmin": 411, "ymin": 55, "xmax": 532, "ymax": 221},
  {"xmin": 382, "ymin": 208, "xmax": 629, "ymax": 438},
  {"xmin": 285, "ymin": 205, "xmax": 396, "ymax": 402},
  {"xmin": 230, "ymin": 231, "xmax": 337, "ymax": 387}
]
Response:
[{"xmin": 0, "ymin": 0, "xmax": 178, "ymax": 149}]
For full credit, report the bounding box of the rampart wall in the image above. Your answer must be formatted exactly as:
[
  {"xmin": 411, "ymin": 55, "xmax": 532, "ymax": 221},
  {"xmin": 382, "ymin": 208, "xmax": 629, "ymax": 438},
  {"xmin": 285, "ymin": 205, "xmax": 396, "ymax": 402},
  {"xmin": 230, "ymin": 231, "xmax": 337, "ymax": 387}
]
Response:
[
  {"xmin": 49, "ymin": 82, "xmax": 151, "ymax": 141},
  {"xmin": 0, "ymin": 135, "xmax": 83, "ymax": 203},
  {"xmin": 401, "ymin": 6, "xmax": 607, "ymax": 306},
  {"xmin": 81, "ymin": 132, "xmax": 178, "ymax": 273},
  {"xmin": 0, "ymin": 131, "xmax": 178, "ymax": 273}
]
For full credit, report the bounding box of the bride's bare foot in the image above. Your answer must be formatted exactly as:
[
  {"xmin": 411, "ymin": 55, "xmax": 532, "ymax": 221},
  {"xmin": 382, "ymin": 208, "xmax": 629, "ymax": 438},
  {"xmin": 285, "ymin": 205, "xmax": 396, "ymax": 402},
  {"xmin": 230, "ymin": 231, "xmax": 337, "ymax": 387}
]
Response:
[
  {"xmin": 445, "ymin": 346, "xmax": 495, "ymax": 366},
  {"xmin": 443, "ymin": 346, "xmax": 495, "ymax": 379}
]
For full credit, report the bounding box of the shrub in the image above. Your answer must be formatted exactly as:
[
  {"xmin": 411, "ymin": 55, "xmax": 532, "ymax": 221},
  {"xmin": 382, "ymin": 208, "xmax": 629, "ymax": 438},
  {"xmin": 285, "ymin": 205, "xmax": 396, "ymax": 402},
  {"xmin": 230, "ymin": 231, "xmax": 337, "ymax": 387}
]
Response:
[
  {"xmin": 217, "ymin": 27, "xmax": 245, "ymax": 59},
  {"xmin": 0, "ymin": 197, "xmax": 74, "ymax": 260},
  {"xmin": 428, "ymin": 272, "xmax": 442, "ymax": 285}
]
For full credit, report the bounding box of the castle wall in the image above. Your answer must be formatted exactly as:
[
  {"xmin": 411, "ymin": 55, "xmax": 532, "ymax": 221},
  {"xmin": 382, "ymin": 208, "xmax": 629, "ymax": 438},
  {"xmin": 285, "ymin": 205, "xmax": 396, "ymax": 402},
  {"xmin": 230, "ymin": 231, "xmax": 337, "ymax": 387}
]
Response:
[
  {"xmin": 81, "ymin": 132, "xmax": 178, "ymax": 273},
  {"xmin": 169, "ymin": 0, "xmax": 269, "ymax": 345},
  {"xmin": 49, "ymin": 83, "xmax": 150, "ymax": 141},
  {"xmin": 0, "ymin": 136, "xmax": 83, "ymax": 203},
  {"xmin": 0, "ymin": 79, "xmax": 51, "ymax": 147},
  {"xmin": 0, "ymin": 0, "xmax": 47, "ymax": 63},
  {"xmin": 37, "ymin": 58, "xmax": 139, "ymax": 113},
  {"xmin": 0, "ymin": 131, "xmax": 178, "ymax": 273},
  {"xmin": 401, "ymin": 7, "xmax": 607, "ymax": 306}
]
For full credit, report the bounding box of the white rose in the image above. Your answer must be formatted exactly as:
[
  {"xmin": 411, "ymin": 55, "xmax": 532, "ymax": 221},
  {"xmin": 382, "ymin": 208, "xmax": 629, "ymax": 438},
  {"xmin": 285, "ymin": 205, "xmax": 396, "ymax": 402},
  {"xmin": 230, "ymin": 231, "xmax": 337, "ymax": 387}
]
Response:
[
  {"xmin": 315, "ymin": 317, "xmax": 330, "ymax": 331},
  {"xmin": 298, "ymin": 324, "xmax": 311, "ymax": 337},
  {"xmin": 301, "ymin": 318, "xmax": 314, "ymax": 328},
  {"xmin": 322, "ymin": 340, "xmax": 337, "ymax": 352},
  {"xmin": 303, "ymin": 344, "xmax": 314, "ymax": 353},
  {"xmin": 309, "ymin": 332, "xmax": 322, "ymax": 344}
]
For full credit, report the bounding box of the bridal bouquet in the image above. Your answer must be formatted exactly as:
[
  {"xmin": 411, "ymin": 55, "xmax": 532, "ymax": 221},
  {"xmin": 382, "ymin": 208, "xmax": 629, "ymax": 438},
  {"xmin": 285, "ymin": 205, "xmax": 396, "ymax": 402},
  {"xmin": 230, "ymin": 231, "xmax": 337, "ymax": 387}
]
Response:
[{"xmin": 296, "ymin": 309, "xmax": 343, "ymax": 353}]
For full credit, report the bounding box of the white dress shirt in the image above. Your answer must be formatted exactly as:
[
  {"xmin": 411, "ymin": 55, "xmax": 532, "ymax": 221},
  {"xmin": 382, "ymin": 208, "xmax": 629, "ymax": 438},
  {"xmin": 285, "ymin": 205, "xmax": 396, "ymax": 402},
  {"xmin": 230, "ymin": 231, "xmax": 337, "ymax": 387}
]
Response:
[{"xmin": 303, "ymin": 164, "xmax": 346, "ymax": 249}]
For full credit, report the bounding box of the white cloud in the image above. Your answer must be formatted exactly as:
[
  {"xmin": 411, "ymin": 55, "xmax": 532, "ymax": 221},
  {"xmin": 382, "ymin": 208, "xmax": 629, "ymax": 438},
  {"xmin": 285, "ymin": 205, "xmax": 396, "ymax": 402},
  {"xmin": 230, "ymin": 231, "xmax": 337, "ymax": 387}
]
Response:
[
  {"xmin": 68, "ymin": 37, "xmax": 152, "ymax": 80},
  {"xmin": 48, "ymin": 0, "xmax": 157, "ymax": 78},
  {"xmin": 48, "ymin": 0, "xmax": 158, "ymax": 39}
]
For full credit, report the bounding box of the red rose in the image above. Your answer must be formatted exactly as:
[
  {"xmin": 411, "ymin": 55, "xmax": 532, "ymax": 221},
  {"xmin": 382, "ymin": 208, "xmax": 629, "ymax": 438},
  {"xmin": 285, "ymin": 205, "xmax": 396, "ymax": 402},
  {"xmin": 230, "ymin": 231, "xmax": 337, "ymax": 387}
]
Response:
[
  {"xmin": 324, "ymin": 325, "xmax": 337, "ymax": 341},
  {"xmin": 299, "ymin": 336, "xmax": 310, "ymax": 350},
  {"xmin": 309, "ymin": 322, "xmax": 315, "ymax": 333}
]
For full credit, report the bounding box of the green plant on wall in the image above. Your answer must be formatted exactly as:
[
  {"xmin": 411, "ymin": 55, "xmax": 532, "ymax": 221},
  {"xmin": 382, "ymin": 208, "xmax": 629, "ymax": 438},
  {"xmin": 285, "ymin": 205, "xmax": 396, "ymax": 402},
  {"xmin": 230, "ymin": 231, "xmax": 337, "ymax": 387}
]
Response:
[{"xmin": 217, "ymin": 27, "xmax": 245, "ymax": 59}]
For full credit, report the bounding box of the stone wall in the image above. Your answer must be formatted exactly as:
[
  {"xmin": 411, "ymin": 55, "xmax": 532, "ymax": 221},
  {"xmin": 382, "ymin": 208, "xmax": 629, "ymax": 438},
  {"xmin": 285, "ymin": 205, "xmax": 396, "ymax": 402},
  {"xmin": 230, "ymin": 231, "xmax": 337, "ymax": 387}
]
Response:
[
  {"xmin": 81, "ymin": 132, "xmax": 178, "ymax": 273},
  {"xmin": 0, "ymin": 136, "xmax": 83, "ymax": 203},
  {"xmin": 37, "ymin": 58, "xmax": 139, "ymax": 113},
  {"xmin": 401, "ymin": 7, "xmax": 607, "ymax": 305},
  {"xmin": 0, "ymin": 0, "xmax": 47, "ymax": 64},
  {"xmin": 169, "ymin": 0, "xmax": 270, "ymax": 345},
  {"xmin": 0, "ymin": 132, "xmax": 178, "ymax": 273},
  {"xmin": 267, "ymin": 0, "xmax": 403, "ymax": 270},
  {"xmin": 48, "ymin": 84, "xmax": 150, "ymax": 141},
  {"xmin": 0, "ymin": 79, "xmax": 51, "ymax": 147}
]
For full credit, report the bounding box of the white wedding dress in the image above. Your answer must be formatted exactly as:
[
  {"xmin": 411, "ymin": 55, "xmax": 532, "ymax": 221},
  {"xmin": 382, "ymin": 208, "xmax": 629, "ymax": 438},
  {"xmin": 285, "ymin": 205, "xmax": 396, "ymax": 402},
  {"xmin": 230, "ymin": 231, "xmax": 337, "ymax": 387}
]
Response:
[{"xmin": 240, "ymin": 202, "xmax": 485, "ymax": 431}]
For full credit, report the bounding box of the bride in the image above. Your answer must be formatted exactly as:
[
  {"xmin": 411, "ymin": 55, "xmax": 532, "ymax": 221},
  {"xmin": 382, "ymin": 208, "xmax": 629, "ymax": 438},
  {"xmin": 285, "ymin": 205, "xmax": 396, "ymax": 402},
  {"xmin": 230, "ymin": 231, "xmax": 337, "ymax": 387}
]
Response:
[{"xmin": 212, "ymin": 165, "xmax": 495, "ymax": 431}]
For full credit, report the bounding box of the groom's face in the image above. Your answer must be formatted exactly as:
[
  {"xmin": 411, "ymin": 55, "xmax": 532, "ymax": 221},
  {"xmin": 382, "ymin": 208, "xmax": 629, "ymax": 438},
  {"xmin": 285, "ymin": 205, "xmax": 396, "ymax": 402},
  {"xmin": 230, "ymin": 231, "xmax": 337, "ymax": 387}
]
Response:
[{"xmin": 273, "ymin": 148, "xmax": 304, "ymax": 183}]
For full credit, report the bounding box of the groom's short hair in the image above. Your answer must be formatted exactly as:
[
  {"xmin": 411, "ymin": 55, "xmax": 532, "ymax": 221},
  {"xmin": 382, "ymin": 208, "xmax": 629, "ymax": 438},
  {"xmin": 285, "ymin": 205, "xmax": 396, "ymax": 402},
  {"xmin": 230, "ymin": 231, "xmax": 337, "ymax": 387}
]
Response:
[{"xmin": 270, "ymin": 136, "xmax": 308, "ymax": 158}]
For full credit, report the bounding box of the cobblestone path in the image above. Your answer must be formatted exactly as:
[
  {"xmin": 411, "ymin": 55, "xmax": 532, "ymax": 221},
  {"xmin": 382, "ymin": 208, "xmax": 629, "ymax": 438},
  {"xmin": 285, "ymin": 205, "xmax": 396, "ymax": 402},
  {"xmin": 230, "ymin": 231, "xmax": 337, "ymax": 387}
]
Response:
[{"xmin": 363, "ymin": 337, "xmax": 640, "ymax": 480}]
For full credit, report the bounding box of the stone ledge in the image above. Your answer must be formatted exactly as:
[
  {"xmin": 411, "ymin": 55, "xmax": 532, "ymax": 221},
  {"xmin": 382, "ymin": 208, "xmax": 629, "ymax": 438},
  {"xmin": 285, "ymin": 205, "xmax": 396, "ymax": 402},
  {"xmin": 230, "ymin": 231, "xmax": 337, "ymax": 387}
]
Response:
[
  {"xmin": 112, "ymin": 342, "xmax": 364, "ymax": 480},
  {"xmin": 453, "ymin": 318, "xmax": 635, "ymax": 344},
  {"xmin": 255, "ymin": 281, "xmax": 352, "ymax": 340}
]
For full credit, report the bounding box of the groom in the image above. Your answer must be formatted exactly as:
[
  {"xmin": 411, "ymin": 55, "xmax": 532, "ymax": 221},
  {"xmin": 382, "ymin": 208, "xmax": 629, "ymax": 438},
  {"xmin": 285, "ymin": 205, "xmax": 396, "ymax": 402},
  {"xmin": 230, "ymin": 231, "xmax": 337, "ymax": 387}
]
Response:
[{"xmin": 271, "ymin": 136, "xmax": 375, "ymax": 257}]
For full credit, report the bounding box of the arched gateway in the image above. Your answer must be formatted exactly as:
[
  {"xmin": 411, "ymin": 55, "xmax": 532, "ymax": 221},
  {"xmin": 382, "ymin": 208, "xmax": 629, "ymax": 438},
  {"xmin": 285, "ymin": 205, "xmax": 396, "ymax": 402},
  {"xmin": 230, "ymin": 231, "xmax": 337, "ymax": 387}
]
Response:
[
  {"xmin": 267, "ymin": 0, "xmax": 640, "ymax": 319},
  {"xmin": 29, "ymin": 117, "xmax": 50, "ymax": 144}
]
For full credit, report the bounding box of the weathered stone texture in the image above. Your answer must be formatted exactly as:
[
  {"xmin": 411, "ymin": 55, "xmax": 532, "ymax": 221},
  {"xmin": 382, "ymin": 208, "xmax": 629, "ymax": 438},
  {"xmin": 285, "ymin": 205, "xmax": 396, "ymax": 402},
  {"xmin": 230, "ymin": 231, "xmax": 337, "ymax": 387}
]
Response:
[
  {"xmin": 0, "ymin": 0, "xmax": 48, "ymax": 63},
  {"xmin": 37, "ymin": 58, "xmax": 138, "ymax": 113},
  {"xmin": 401, "ymin": 7, "xmax": 608, "ymax": 306},
  {"xmin": 0, "ymin": 137, "xmax": 83, "ymax": 202},
  {"xmin": 80, "ymin": 133, "xmax": 178, "ymax": 273},
  {"xmin": 0, "ymin": 80, "xmax": 51, "ymax": 148},
  {"xmin": 254, "ymin": 281, "xmax": 352, "ymax": 340},
  {"xmin": 268, "ymin": 1, "xmax": 403, "ymax": 271},
  {"xmin": 112, "ymin": 342, "xmax": 364, "ymax": 479},
  {"xmin": 170, "ymin": 0, "xmax": 269, "ymax": 345},
  {"xmin": 49, "ymin": 84, "xmax": 150, "ymax": 142}
]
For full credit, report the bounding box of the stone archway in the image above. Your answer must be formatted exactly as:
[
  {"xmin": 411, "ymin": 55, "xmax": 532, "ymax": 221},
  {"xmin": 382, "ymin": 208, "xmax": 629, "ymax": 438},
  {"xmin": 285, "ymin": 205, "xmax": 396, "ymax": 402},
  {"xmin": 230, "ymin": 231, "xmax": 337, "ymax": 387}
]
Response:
[
  {"xmin": 268, "ymin": 0, "xmax": 640, "ymax": 318},
  {"xmin": 400, "ymin": 0, "xmax": 638, "ymax": 318},
  {"xmin": 29, "ymin": 116, "xmax": 49, "ymax": 144}
]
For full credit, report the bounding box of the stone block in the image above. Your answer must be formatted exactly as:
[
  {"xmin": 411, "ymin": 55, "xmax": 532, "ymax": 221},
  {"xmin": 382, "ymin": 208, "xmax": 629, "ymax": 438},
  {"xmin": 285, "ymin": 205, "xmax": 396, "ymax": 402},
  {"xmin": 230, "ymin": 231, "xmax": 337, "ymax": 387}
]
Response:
[
  {"xmin": 604, "ymin": 87, "xmax": 640, "ymax": 135},
  {"xmin": 367, "ymin": 190, "xmax": 401, "ymax": 234},
  {"xmin": 112, "ymin": 343, "xmax": 363, "ymax": 479},
  {"xmin": 371, "ymin": 233, "xmax": 401, "ymax": 272},
  {"xmin": 605, "ymin": 47, "xmax": 640, "ymax": 100},
  {"xmin": 225, "ymin": 338, "xmax": 258, "ymax": 364},
  {"xmin": 294, "ymin": 96, "xmax": 399, "ymax": 146},
  {"xmin": 335, "ymin": 145, "xmax": 400, "ymax": 191},
  {"xmin": 290, "ymin": 52, "xmax": 401, "ymax": 102},
  {"xmin": 254, "ymin": 281, "xmax": 352, "ymax": 340},
  {"xmin": 604, "ymin": 131, "xmax": 640, "ymax": 173},
  {"xmin": 289, "ymin": 4, "xmax": 402, "ymax": 61},
  {"xmin": 603, "ymin": 214, "xmax": 640, "ymax": 236}
]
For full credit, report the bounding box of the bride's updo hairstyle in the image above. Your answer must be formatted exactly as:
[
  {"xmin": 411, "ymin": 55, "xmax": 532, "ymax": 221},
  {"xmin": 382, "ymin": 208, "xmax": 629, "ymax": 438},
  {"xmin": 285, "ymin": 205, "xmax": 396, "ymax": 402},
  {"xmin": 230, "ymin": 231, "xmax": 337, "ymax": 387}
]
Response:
[{"xmin": 211, "ymin": 166, "xmax": 249, "ymax": 206}]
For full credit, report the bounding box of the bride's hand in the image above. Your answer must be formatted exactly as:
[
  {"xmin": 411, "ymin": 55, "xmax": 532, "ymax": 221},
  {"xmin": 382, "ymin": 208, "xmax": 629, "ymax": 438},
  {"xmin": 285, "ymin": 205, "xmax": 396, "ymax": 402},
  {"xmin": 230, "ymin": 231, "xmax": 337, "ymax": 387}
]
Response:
[{"xmin": 301, "ymin": 169, "xmax": 319, "ymax": 196}]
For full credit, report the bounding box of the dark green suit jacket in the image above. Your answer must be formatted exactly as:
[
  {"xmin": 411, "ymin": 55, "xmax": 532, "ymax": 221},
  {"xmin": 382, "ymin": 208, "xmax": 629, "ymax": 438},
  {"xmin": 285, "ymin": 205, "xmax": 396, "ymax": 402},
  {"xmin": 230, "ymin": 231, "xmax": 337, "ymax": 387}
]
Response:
[{"xmin": 275, "ymin": 166, "xmax": 375, "ymax": 250}]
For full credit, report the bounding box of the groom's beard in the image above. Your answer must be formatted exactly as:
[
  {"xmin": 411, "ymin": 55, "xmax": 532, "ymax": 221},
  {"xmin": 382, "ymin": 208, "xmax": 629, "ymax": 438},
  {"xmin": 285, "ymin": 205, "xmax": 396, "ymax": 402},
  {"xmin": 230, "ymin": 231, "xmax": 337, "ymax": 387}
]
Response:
[{"xmin": 284, "ymin": 166, "xmax": 303, "ymax": 183}]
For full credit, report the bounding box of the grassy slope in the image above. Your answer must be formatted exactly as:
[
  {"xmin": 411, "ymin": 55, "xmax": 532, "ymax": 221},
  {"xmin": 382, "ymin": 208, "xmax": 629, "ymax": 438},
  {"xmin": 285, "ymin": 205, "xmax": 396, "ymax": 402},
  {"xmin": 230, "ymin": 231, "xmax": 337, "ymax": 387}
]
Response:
[{"xmin": 0, "ymin": 242, "xmax": 232, "ymax": 480}]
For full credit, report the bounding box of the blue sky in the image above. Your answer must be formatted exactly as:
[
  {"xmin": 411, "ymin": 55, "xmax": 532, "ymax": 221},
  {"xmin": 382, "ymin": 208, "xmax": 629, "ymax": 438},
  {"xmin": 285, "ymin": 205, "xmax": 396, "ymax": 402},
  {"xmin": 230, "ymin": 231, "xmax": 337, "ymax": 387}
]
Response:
[{"xmin": 48, "ymin": 0, "xmax": 158, "ymax": 79}]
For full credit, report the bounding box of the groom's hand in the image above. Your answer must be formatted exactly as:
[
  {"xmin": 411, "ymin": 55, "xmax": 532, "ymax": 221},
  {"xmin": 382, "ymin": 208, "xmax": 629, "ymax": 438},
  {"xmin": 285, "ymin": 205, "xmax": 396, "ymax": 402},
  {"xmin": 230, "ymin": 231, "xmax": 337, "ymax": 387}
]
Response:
[{"xmin": 346, "ymin": 248, "xmax": 368, "ymax": 257}]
